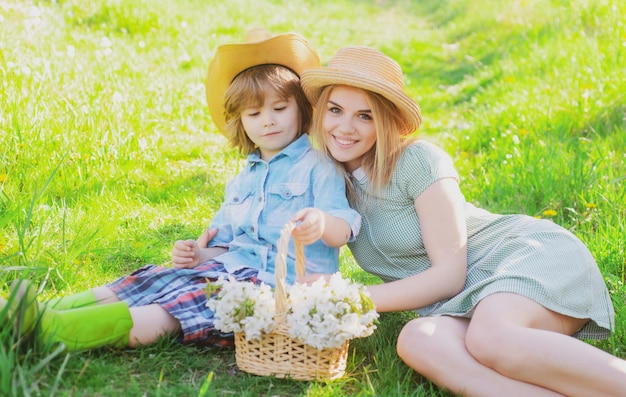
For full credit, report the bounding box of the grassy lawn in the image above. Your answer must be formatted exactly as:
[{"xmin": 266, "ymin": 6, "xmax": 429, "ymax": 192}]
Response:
[{"xmin": 1, "ymin": 0, "xmax": 625, "ymax": 395}]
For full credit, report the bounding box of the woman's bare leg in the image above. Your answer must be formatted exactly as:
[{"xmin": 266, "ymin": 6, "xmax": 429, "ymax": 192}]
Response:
[
  {"xmin": 465, "ymin": 293, "xmax": 626, "ymax": 397},
  {"xmin": 397, "ymin": 315, "xmax": 563, "ymax": 397}
]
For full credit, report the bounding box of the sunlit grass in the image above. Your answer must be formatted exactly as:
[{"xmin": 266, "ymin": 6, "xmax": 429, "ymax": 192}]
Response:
[{"xmin": 1, "ymin": 0, "xmax": 625, "ymax": 395}]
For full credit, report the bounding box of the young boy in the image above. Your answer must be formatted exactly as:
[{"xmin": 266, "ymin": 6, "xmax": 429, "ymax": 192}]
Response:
[{"xmin": 7, "ymin": 29, "xmax": 360, "ymax": 351}]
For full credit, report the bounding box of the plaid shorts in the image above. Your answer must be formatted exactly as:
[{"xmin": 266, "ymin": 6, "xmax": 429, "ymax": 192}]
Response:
[{"xmin": 107, "ymin": 261, "xmax": 260, "ymax": 346}]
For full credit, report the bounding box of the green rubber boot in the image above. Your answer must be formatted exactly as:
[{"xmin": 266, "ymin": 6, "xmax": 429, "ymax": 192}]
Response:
[
  {"xmin": 38, "ymin": 301, "xmax": 133, "ymax": 350},
  {"xmin": 11, "ymin": 280, "xmax": 133, "ymax": 350}
]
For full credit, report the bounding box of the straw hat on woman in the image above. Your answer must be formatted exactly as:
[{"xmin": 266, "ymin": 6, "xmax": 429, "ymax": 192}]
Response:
[{"xmin": 301, "ymin": 46, "xmax": 421, "ymax": 136}]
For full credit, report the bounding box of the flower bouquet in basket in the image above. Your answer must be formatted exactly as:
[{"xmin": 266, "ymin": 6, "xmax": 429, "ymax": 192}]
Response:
[{"xmin": 206, "ymin": 222, "xmax": 379, "ymax": 381}]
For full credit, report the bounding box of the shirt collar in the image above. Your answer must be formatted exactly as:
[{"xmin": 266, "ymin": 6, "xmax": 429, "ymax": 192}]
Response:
[
  {"xmin": 247, "ymin": 134, "xmax": 311, "ymax": 165},
  {"xmin": 351, "ymin": 167, "xmax": 368, "ymax": 184}
]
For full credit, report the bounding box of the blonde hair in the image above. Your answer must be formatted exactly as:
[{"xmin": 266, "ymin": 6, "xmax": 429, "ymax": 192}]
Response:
[
  {"xmin": 311, "ymin": 85, "xmax": 416, "ymax": 200},
  {"xmin": 223, "ymin": 64, "xmax": 312, "ymax": 155}
]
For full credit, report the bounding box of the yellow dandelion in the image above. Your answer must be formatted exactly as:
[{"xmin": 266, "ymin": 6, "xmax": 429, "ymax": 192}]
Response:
[
  {"xmin": 542, "ymin": 209, "xmax": 557, "ymax": 217},
  {"xmin": 0, "ymin": 174, "xmax": 7, "ymax": 183},
  {"xmin": 586, "ymin": 203, "xmax": 596, "ymax": 209}
]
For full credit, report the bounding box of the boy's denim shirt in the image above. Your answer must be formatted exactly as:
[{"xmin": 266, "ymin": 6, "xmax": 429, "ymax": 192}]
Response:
[{"xmin": 208, "ymin": 134, "xmax": 361, "ymax": 286}]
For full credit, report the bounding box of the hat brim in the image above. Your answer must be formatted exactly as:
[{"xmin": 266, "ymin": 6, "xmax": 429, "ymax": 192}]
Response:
[
  {"xmin": 301, "ymin": 68, "xmax": 422, "ymax": 135},
  {"xmin": 205, "ymin": 33, "xmax": 320, "ymax": 134}
]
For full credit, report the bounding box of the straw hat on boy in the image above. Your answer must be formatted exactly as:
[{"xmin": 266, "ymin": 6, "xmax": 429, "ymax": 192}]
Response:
[
  {"xmin": 300, "ymin": 46, "xmax": 422, "ymax": 135},
  {"xmin": 205, "ymin": 28, "xmax": 320, "ymax": 134}
]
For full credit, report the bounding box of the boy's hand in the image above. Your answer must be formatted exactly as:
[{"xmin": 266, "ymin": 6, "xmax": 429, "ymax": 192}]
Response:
[
  {"xmin": 290, "ymin": 208, "xmax": 325, "ymax": 245},
  {"xmin": 171, "ymin": 228, "xmax": 219, "ymax": 268},
  {"xmin": 197, "ymin": 228, "xmax": 217, "ymax": 248},
  {"xmin": 172, "ymin": 239, "xmax": 201, "ymax": 268}
]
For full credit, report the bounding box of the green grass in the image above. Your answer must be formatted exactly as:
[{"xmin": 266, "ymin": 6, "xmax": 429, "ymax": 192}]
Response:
[{"xmin": 1, "ymin": 0, "xmax": 625, "ymax": 395}]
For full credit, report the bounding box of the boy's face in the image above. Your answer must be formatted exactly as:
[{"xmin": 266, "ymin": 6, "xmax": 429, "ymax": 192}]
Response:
[{"xmin": 240, "ymin": 92, "xmax": 300, "ymax": 161}]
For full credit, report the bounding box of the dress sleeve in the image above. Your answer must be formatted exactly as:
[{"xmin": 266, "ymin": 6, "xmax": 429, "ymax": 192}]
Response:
[{"xmin": 395, "ymin": 141, "xmax": 459, "ymax": 200}]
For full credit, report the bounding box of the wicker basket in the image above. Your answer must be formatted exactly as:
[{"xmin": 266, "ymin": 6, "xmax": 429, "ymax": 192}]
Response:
[{"xmin": 234, "ymin": 222, "xmax": 350, "ymax": 381}]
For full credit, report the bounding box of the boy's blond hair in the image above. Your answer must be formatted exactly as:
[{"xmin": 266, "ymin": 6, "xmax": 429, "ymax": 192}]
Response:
[{"xmin": 223, "ymin": 64, "xmax": 312, "ymax": 155}]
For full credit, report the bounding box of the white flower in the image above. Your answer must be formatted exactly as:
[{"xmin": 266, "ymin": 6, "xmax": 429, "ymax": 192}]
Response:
[
  {"xmin": 286, "ymin": 273, "xmax": 378, "ymax": 349},
  {"xmin": 206, "ymin": 277, "xmax": 275, "ymax": 339},
  {"xmin": 207, "ymin": 273, "xmax": 379, "ymax": 349}
]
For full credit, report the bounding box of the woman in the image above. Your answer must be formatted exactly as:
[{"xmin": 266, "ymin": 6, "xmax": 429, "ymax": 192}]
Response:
[{"xmin": 299, "ymin": 46, "xmax": 626, "ymax": 397}]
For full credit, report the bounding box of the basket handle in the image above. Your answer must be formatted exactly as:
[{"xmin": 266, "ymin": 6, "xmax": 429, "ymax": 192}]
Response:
[{"xmin": 274, "ymin": 221, "xmax": 305, "ymax": 315}]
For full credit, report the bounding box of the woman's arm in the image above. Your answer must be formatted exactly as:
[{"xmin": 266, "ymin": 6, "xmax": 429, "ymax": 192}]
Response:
[{"xmin": 367, "ymin": 177, "xmax": 468, "ymax": 312}]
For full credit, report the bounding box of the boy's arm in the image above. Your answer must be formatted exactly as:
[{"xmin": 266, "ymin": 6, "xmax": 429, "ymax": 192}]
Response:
[
  {"xmin": 290, "ymin": 208, "xmax": 351, "ymax": 247},
  {"xmin": 172, "ymin": 228, "xmax": 228, "ymax": 269},
  {"xmin": 319, "ymin": 212, "xmax": 352, "ymax": 247},
  {"xmin": 196, "ymin": 246, "xmax": 229, "ymax": 263},
  {"xmin": 196, "ymin": 227, "xmax": 229, "ymax": 262},
  {"xmin": 307, "ymin": 154, "xmax": 361, "ymax": 246}
]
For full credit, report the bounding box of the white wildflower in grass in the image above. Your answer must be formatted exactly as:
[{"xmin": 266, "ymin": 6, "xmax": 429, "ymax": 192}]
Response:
[{"xmin": 207, "ymin": 273, "xmax": 378, "ymax": 349}]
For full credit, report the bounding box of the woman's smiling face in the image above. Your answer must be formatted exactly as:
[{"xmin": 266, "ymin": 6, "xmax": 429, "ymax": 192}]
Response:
[{"xmin": 322, "ymin": 85, "xmax": 377, "ymax": 172}]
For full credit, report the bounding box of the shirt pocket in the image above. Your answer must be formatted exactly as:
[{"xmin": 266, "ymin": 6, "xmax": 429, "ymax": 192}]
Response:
[
  {"xmin": 266, "ymin": 183, "xmax": 309, "ymax": 226},
  {"xmin": 223, "ymin": 191, "xmax": 255, "ymax": 229}
]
